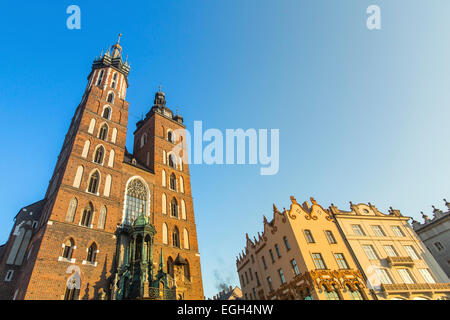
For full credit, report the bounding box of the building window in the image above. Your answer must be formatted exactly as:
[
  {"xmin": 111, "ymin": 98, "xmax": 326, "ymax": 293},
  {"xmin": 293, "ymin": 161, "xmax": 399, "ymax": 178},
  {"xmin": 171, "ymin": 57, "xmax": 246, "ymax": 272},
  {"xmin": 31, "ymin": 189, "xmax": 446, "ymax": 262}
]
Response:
[
  {"xmin": 171, "ymin": 198, "xmax": 179, "ymax": 218},
  {"xmin": 169, "ymin": 154, "xmax": 177, "ymax": 169},
  {"xmin": 325, "ymin": 230, "xmax": 337, "ymax": 244},
  {"xmin": 262, "ymin": 256, "xmax": 267, "ymax": 269},
  {"xmin": 283, "ymin": 236, "xmax": 291, "ymax": 251},
  {"xmin": 269, "ymin": 250, "xmax": 275, "ymax": 263},
  {"xmin": 278, "ymin": 269, "xmax": 286, "ymax": 284},
  {"xmin": 170, "ymin": 174, "xmax": 177, "ymax": 191},
  {"xmin": 245, "ymin": 271, "xmax": 249, "ymax": 283},
  {"xmin": 304, "ymin": 230, "xmax": 315, "ymax": 243},
  {"xmin": 62, "ymin": 239, "xmax": 75, "ymax": 260},
  {"xmin": 96, "ymin": 70, "xmax": 104, "ymax": 86},
  {"xmin": 98, "ymin": 124, "xmax": 109, "ymax": 141},
  {"xmin": 391, "ymin": 226, "xmax": 405, "ymax": 237},
  {"xmin": 275, "ymin": 244, "xmax": 281, "ymax": 258},
  {"xmin": 312, "ymin": 253, "xmax": 327, "ymax": 270},
  {"xmin": 267, "ymin": 277, "xmax": 273, "ymax": 292},
  {"xmin": 172, "ymin": 227, "xmax": 180, "ymax": 248},
  {"xmin": 362, "ymin": 245, "xmax": 379, "ymax": 260},
  {"xmin": 252, "ymin": 288, "xmax": 257, "ymax": 300},
  {"xmin": 81, "ymin": 204, "xmax": 94, "ymax": 227},
  {"xmin": 86, "ymin": 243, "xmax": 97, "ymax": 264},
  {"xmin": 434, "ymin": 242, "xmax": 444, "ymax": 251},
  {"xmin": 87, "ymin": 172, "xmax": 100, "ymax": 194},
  {"xmin": 383, "ymin": 245, "xmax": 398, "ymax": 257},
  {"xmin": 419, "ymin": 269, "xmax": 436, "ymax": 284},
  {"xmin": 323, "ymin": 285, "xmax": 340, "ymax": 300},
  {"xmin": 5, "ymin": 270, "xmax": 14, "ymax": 282},
  {"xmin": 334, "ymin": 253, "xmax": 349, "ymax": 269},
  {"xmin": 168, "ymin": 131, "xmax": 175, "ymax": 143},
  {"xmin": 94, "ymin": 146, "xmax": 105, "ymax": 164},
  {"xmin": 102, "ymin": 106, "xmax": 111, "ymax": 119},
  {"xmin": 65, "ymin": 198, "xmax": 78, "ymax": 223},
  {"xmin": 291, "ymin": 259, "xmax": 300, "ymax": 275},
  {"xmin": 371, "ymin": 225, "xmax": 386, "ymax": 237},
  {"xmin": 255, "ymin": 272, "xmax": 261, "ymax": 286},
  {"xmin": 351, "ymin": 224, "xmax": 366, "ymax": 236},
  {"xmin": 249, "ymin": 268, "xmax": 253, "ymax": 281},
  {"xmin": 251, "ymin": 255, "xmax": 255, "ymax": 264},
  {"xmin": 404, "ymin": 245, "xmax": 419, "ymax": 260},
  {"xmin": 398, "ymin": 268, "xmax": 415, "ymax": 284},
  {"xmin": 111, "ymin": 73, "xmax": 118, "ymax": 89},
  {"xmin": 348, "ymin": 285, "xmax": 364, "ymax": 300},
  {"xmin": 123, "ymin": 179, "xmax": 148, "ymax": 225},
  {"xmin": 375, "ymin": 268, "xmax": 393, "ymax": 284},
  {"xmin": 241, "ymin": 275, "xmax": 245, "ymax": 287},
  {"xmin": 64, "ymin": 279, "xmax": 80, "ymax": 300}
]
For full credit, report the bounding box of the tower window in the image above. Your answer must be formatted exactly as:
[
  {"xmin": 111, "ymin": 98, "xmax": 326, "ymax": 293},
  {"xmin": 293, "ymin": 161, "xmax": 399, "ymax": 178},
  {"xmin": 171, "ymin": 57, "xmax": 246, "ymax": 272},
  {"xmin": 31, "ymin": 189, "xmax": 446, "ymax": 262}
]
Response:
[
  {"xmin": 88, "ymin": 172, "xmax": 100, "ymax": 194},
  {"xmin": 102, "ymin": 107, "xmax": 111, "ymax": 120},
  {"xmin": 64, "ymin": 278, "xmax": 80, "ymax": 300},
  {"xmin": 62, "ymin": 239, "xmax": 75, "ymax": 260},
  {"xmin": 94, "ymin": 146, "xmax": 105, "ymax": 164},
  {"xmin": 111, "ymin": 73, "xmax": 118, "ymax": 89},
  {"xmin": 81, "ymin": 204, "xmax": 94, "ymax": 227},
  {"xmin": 5, "ymin": 270, "xmax": 14, "ymax": 282},
  {"xmin": 168, "ymin": 131, "xmax": 174, "ymax": 143},
  {"xmin": 172, "ymin": 227, "xmax": 180, "ymax": 248},
  {"xmin": 96, "ymin": 70, "xmax": 104, "ymax": 86},
  {"xmin": 86, "ymin": 243, "xmax": 97, "ymax": 264},
  {"xmin": 123, "ymin": 179, "xmax": 148, "ymax": 225},
  {"xmin": 170, "ymin": 174, "xmax": 177, "ymax": 191},
  {"xmin": 171, "ymin": 198, "xmax": 179, "ymax": 218},
  {"xmin": 98, "ymin": 124, "xmax": 109, "ymax": 141},
  {"xmin": 169, "ymin": 154, "xmax": 176, "ymax": 169}
]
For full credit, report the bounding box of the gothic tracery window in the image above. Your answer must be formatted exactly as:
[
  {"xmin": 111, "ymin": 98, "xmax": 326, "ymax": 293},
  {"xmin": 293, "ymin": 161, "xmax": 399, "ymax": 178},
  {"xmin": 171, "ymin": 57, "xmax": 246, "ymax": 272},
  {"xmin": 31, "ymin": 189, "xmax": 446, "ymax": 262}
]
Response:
[
  {"xmin": 88, "ymin": 172, "xmax": 100, "ymax": 194},
  {"xmin": 94, "ymin": 146, "xmax": 105, "ymax": 164},
  {"xmin": 172, "ymin": 227, "xmax": 180, "ymax": 248},
  {"xmin": 87, "ymin": 243, "xmax": 97, "ymax": 264},
  {"xmin": 124, "ymin": 179, "xmax": 148, "ymax": 225},
  {"xmin": 103, "ymin": 106, "xmax": 111, "ymax": 119},
  {"xmin": 99, "ymin": 124, "xmax": 108, "ymax": 141},
  {"xmin": 171, "ymin": 198, "xmax": 178, "ymax": 218},
  {"xmin": 81, "ymin": 203, "xmax": 94, "ymax": 227}
]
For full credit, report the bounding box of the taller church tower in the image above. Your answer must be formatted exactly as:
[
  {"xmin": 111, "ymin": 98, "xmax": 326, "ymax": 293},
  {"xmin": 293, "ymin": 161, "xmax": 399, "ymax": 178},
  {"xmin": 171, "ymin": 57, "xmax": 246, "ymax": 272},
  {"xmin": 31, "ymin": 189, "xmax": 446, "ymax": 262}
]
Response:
[{"xmin": 0, "ymin": 36, "xmax": 204, "ymax": 300}]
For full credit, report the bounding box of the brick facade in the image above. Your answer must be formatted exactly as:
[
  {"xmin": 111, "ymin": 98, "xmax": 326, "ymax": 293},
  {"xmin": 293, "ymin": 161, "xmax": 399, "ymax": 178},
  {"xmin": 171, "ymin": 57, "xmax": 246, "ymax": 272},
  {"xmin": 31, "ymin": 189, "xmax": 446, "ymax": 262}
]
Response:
[{"xmin": 0, "ymin": 38, "xmax": 204, "ymax": 300}]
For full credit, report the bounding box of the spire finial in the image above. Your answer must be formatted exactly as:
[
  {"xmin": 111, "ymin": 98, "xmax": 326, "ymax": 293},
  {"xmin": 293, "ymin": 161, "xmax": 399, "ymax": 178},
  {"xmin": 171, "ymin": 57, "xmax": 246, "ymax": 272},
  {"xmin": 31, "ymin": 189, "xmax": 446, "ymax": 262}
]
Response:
[{"xmin": 117, "ymin": 33, "xmax": 122, "ymax": 44}]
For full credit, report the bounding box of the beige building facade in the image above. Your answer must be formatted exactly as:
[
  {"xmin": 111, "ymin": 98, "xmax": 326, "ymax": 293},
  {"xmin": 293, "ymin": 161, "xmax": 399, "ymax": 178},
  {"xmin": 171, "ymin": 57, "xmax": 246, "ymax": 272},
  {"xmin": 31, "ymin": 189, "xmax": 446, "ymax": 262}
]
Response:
[
  {"xmin": 236, "ymin": 197, "xmax": 372, "ymax": 300},
  {"xmin": 236, "ymin": 197, "xmax": 450, "ymax": 300}
]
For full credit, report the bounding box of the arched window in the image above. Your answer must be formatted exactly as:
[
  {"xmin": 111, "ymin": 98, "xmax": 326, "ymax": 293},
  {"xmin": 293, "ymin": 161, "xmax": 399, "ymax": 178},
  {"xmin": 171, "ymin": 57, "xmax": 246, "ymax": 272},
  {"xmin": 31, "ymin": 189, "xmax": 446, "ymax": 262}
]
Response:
[
  {"xmin": 123, "ymin": 179, "xmax": 149, "ymax": 225},
  {"xmin": 162, "ymin": 193, "xmax": 167, "ymax": 215},
  {"xmin": 181, "ymin": 200, "xmax": 187, "ymax": 220},
  {"xmin": 162, "ymin": 223, "xmax": 168, "ymax": 244},
  {"xmin": 171, "ymin": 198, "xmax": 178, "ymax": 218},
  {"xmin": 180, "ymin": 176, "xmax": 185, "ymax": 194},
  {"xmin": 140, "ymin": 134, "xmax": 147, "ymax": 148},
  {"xmin": 169, "ymin": 154, "xmax": 176, "ymax": 169},
  {"xmin": 111, "ymin": 128, "xmax": 118, "ymax": 144},
  {"xmin": 96, "ymin": 70, "xmax": 104, "ymax": 86},
  {"xmin": 323, "ymin": 285, "xmax": 341, "ymax": 300},
  {"xmin": 183, "ymin": 228, "xmax": 190, "ymax": 249},
  {"xmin": 111, "ymin": 73, "xmax": 118, "ymax": 89},
  {"xmin": 98, "ymin": 124, "xmax": 109, "ymax": 141},
  {"xmin": 170, "ymin": 174, "xmax": 177, "ymax": 191},
  {"xmin": 102, "ymin": 106, "xmax": 111, "ymax": 119},
  {"xmin": 167, "ymin": 257, "xmax": 174, "ymax": 277},
  {"xmin": 62, "ymin": 239, "xmax": 75, "ymax": 260},
  {"xmin": 82, "ymin": 140, "xmax": 91, "ymax": 158},
  {"xmin": 87, "ymin": 243, "xmax": 98, "ymax": 264},
  {"xmin": 64, "ymin": 278, "xmax": 80, "ymax": 300},
  {"xmin": 88, "ymin": 119, "xmax": 96, "ymax": 134},
  {"xmin": 107, "ymin": 92, "xmax": 115, "ymax": 104},
  {"xmin": 81, "ymin": 203, "xmax": 94, "ymax": 227},
  {"xmin": 172, "ymin": 227, "xmax": 180, "ymax": 248},
  {"xmin": 94, "ymin": 146, "xmax": 105, "ymax": 164},
  {"xmin": 163, "ymin": 150, "xmax": 167, "ymax": 165},
  {"xmin": 162, "ymin": 170, "xmax": 167, "ymax": 187},
  {"xmin": 104, "ymin": 175, "xmax": 112, "ymax": 197},
  {"xmin": 348, "ymin": 285, "xmax": 364, "ymax": 300},
  {"xmin": 184, "ymin": 260, "xmax": 191, "ymax": 281},
  {"xmin": 108, "ymin": 149, "xmax": 115, "ymax": 168},
  {"xmin": 98, "ymin": 206, "xmax": 107, "ymax": 229},
  {"xmin": 88, "ymin": 171, "xmax": 100, "ymax": 194},
  {"xmin": 66, "ymin": 198, "xmax": 78, "ymax": 223},
  {"xmin": 167, "ymin": 130, "xmax": 174, "ymax": 143},
  {"xmin": 73, "ymin": 166, "xmax": 84, "ymax": 188}
]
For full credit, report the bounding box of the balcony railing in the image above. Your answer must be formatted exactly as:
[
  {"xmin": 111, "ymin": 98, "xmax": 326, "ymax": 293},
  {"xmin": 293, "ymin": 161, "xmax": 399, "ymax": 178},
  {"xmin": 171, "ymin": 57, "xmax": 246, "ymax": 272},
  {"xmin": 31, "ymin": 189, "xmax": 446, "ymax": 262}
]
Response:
[
  {"xmin": 381, "ymin": 283, "xmax": 450, "ymax": 293},
  {"xmin": 386, "ymin": 256, "xmax": 414, "ymax": 266}
]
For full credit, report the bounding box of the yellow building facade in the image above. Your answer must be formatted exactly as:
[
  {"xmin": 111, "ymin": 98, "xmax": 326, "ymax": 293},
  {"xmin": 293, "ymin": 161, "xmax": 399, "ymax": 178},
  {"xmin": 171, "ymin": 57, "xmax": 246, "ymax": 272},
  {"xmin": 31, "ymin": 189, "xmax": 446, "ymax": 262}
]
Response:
[
  {"xmin": 236, "ymin": 197, "xmax": 450, "ymax": 300},
  {"xmin": 236, "ymin": 197, "xmax": 373, "ymax": 300},
  {"xmin": 332, "ymin": 202, "xmax": 450, "ymax": 300}
]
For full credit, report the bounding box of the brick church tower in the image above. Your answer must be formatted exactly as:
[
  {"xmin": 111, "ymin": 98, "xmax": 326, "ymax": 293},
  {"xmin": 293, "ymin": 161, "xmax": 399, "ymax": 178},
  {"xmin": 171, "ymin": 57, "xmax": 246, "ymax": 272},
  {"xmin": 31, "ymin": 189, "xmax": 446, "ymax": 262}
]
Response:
[{"xmin": 0, "ymin": 36, "xmax": 204, "ymax": 300}]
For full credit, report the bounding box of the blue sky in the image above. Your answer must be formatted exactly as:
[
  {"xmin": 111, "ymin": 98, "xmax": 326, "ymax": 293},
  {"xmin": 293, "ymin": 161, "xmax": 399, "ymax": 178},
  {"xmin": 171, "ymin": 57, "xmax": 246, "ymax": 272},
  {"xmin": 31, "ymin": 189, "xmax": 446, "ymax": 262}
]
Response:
[{"xmin": 1, "ymin": 1, "xmax": 450, "ymax": 299}]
